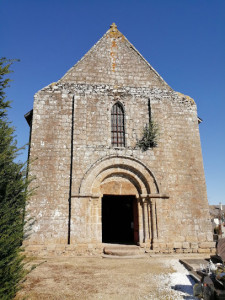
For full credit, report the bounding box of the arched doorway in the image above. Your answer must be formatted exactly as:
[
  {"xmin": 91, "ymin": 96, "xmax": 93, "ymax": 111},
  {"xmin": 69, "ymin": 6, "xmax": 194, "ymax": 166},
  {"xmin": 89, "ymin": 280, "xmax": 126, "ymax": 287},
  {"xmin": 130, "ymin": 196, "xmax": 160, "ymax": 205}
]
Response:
[
  {"xmin": 102, "ymin": 195, "xmax": 139, "ymax": 244},
  {"xmin": 78, "ymin": 155, "xmax": 160, "ymax": 247}
]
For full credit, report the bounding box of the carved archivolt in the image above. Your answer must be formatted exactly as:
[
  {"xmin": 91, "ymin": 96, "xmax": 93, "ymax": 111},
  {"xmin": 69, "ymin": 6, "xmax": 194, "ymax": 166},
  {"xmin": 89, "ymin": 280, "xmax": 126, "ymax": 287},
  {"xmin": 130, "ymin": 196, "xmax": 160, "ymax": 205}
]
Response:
[{"xmin": 78, "ymin": 155, "xmax": 159, "ymax": 196}]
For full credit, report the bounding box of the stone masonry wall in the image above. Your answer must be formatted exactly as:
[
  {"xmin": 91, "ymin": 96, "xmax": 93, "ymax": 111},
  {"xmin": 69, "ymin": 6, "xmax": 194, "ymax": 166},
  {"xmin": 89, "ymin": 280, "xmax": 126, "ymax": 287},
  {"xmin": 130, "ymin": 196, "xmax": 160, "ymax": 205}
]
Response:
[
  {"xmin": 26, "ymin": 88, "xmax": 73, "ymax": 246},
  {"xmin": 26, "ymin": 83, "xmax": 213, "ymax": 253},
  {"xmin": 25, "ymin": 24, "xmax": 214, "ymax": 254}
]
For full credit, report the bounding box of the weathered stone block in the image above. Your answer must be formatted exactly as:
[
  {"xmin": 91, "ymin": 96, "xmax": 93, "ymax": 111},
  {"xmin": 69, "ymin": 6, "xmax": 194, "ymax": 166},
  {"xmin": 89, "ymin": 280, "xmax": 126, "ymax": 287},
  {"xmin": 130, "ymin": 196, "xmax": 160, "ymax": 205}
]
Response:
[
  {"xmin": 183, "ymin": 249, "xmax": 192, "ymax": 253},
  {"xmin": 198, "ymin": 248, "xmax": 211, "ymax": 254},
  {"xmin": 199, "ymin": 242, "xmax": 216, "ymax": 249},
  {"xmin": 186, "ymin": 236, "xmax": 198, "ymax": 242},
  {"xmin": 175, "ymin": 249, "xmax": 184, "ymax": 253},
  {"xmin": 211, "ymin": 248, "xmax": 216, "ymax": 254},
  {"xmin": 207, "ymin": 232, "xmax": 214, "ymax": 241},
  {"xmin": 173, "ymin": 242, "xmax": 183, "ymax": 249},
  {"xmin": 191, "ymin": 242, "xmax": 198, "ymax": 249},
  {"xmin": 182, "ymin": 242, "xmax": 190, "ymax": 249},
  {"xmin": 166, "ymin": 243, "xmax": 174, "ymax": 249}
]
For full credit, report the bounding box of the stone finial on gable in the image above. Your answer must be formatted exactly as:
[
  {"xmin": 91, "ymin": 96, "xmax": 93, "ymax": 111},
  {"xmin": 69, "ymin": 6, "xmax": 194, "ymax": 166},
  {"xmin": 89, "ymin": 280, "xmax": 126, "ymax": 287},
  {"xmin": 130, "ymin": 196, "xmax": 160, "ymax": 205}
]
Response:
[
  {"xmin": 110, "ymin": 23, "xmax": 117, "ymax": 32},
  {"xmin": 108, "ymin": 22, "xmax": 123, "ymax": 38}
]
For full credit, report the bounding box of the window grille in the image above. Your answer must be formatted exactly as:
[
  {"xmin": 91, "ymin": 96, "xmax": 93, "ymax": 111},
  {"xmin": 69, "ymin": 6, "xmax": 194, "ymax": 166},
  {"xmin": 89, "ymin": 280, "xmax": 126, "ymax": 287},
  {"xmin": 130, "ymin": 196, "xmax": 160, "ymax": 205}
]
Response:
[{"xmin": 111, "ymin": 102, "xmax": 125, "ymax": 147}]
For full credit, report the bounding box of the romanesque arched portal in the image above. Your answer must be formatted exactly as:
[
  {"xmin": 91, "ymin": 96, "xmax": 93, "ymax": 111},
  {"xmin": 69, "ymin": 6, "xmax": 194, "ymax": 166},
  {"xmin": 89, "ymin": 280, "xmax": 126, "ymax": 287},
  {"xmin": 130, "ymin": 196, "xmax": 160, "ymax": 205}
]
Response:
[{"xmin": 72, "ymin": 156, "xmax": 168, "ymax": 248}]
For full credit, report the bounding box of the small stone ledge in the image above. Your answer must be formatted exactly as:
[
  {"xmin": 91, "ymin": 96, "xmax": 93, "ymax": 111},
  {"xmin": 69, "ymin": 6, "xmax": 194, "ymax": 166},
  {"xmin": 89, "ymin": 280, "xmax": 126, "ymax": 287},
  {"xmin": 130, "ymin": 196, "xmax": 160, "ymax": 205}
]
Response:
[
  {"xmin": 24, "ymin": 244, "xmax": 104, "ymax": 257},
  {"xmin": 153, "ymin": 248, "xmax": 216, "ymax": 254},
  {"xmin": 24, "ymin": 241, "xmax": 217, "ymax": 257},
  {"xmin": 151, "ymin": 241, "xmax": 216, "ymax": 255}
]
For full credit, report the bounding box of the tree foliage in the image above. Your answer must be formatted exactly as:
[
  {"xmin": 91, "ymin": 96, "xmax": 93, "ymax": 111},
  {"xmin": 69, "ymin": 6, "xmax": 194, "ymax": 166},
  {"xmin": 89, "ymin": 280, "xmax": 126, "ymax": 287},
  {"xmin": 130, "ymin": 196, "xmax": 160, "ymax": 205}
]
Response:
[
  {"xmin": 137, "ymin": 121, "xmax": 159, "ymax": 151},
  {"xmin": 0, "ymin": 58, "xmax": 28, "ymax": 299}
]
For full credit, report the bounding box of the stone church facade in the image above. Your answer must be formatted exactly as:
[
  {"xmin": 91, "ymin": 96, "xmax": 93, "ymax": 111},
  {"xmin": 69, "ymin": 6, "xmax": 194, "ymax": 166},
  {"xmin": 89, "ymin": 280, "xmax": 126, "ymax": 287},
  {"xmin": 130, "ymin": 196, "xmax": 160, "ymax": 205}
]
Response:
[{"xmin": 25, "ymin": 23, "xmax": 214, "ymax": 255}]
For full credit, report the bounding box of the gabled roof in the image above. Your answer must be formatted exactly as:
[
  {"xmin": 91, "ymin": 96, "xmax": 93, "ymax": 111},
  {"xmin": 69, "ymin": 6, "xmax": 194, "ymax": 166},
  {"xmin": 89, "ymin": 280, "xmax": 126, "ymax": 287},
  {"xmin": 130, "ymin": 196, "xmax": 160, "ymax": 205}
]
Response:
[{"xmin": 59, "ymin": 23, "xmax": 171, "ymax": 89}]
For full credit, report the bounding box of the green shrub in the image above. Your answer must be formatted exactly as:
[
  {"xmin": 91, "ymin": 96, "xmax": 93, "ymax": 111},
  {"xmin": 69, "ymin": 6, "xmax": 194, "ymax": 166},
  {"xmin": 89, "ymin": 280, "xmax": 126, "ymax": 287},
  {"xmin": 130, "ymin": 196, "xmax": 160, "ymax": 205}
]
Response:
[
  {"xmin": 137, "ymin": 121, "xmax": 159, "ymax": 151},
  {"xmin": 0, "ymin": 58, "xmax": 29, "ymax": 299}
]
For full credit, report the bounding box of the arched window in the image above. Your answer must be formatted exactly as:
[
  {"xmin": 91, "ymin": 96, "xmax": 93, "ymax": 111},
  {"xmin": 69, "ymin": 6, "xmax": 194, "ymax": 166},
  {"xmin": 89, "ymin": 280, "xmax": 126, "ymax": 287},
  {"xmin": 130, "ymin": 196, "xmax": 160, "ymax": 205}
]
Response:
[{"xmin": 111, "ymin": 102, "xmax": 125, "ymax": 147}]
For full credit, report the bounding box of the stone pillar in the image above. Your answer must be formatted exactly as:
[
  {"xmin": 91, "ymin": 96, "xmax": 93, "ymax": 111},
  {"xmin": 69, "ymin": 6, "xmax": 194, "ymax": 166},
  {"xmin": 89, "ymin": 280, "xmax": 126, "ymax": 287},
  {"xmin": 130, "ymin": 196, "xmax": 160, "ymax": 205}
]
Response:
[
  {"xmin": 138, "ymin": 198, "xmax": 144, "ymax": 244},
  {"xmin": 91, "ymin": 196, "xmax": 102, "ymax": 243},
  {"xmin": 143, "ymin": 198, "xmax": 150, "ymax": 244},
  {"xmin": 147, "ymin": 200, "xmax": 152, "ymax": 243},
  {"xmin": 150, "ymin": 198, "xmax": 155, "ymax": 249},
  {"xmin": 150, "ymin": 198, "xmax": 159, "ymax": 250}
]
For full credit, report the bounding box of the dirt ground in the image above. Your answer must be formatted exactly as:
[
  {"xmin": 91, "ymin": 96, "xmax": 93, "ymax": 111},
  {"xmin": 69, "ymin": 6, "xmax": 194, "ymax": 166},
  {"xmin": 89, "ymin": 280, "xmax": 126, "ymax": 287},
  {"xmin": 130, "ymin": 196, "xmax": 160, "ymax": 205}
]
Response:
[{"xmin": 16, "ymin": 254, "xmax": 198, "ymax": 300}]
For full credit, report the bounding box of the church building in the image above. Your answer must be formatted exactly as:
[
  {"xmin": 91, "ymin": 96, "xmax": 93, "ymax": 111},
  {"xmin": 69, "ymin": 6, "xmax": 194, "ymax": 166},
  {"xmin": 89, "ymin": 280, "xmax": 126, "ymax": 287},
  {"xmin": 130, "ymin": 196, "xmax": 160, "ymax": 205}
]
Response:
[{"xmin": 25, "ymin": 23, "xmax": 214, "ymax": 255}]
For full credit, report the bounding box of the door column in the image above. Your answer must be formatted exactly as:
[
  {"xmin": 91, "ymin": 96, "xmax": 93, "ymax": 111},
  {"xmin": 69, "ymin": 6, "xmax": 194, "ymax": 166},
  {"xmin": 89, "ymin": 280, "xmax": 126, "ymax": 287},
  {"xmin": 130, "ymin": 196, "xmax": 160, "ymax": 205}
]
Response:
[
  {"xmin": 141, "ymin": 197, "xmax": 149, "ymax": 244},
  {"xmin": 137, "ymin": 197, "xmax": 144, "ymax": 245},
  {"xmin": 150, "ymin": 198, "xmax": 158, "ymax": 249},
  {"xmin": 138, "ymin": 195, "xmax": 151, "ymax": 246}
]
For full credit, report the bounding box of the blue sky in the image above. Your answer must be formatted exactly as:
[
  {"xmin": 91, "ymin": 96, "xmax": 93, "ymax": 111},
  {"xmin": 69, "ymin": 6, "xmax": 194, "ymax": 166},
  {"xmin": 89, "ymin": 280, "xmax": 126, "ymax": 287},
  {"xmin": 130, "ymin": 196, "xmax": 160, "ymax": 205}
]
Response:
[{"xmin": 1, "ymin": 0, "xmax": 224, "ymax": 205}]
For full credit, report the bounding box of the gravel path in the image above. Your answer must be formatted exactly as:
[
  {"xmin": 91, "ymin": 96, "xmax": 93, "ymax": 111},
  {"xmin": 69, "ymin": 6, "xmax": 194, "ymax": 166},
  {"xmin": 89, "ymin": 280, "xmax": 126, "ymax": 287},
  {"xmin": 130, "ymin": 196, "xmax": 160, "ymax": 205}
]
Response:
[{"xmin": 148, "ymin": 259, "xmax": 197, "ymax": 300}]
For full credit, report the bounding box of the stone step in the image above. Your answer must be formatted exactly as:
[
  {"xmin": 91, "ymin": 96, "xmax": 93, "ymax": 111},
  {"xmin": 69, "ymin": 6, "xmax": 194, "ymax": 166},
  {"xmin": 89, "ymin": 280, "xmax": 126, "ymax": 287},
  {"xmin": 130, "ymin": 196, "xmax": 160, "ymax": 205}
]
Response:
[
  {"xmin": 103, "ymin": 244, "xmax": 145, "ymax": 257},
  {"xmin": 103, "ymin": 244, "xmax": 142, "ymax": 249},
  {"xmin": 102, "ymin": 254, "xmax": 147, "ymax": 259}
]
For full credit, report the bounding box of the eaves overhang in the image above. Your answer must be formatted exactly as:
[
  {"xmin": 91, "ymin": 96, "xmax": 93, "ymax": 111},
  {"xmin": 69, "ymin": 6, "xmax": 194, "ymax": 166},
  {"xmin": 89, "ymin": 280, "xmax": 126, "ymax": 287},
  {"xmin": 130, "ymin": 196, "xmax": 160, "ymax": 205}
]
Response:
[{"xmin": 24, "ymin": 109, "xmax": 33, "ymax": 127}]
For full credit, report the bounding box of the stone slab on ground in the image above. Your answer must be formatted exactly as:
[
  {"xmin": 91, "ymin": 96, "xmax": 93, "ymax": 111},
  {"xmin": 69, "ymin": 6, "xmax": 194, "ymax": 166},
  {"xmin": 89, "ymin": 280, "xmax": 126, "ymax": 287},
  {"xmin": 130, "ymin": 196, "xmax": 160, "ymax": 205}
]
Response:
[
  {"xmin": 102, "ymin": 254, "xmax": 147, "ymax": 259},
  {"xmin": 103, "ymin": 244, "xmax": 146, "ymax": 257},
  {"xmin": 179, "ymin": 258, "xmax": 209, "ymax": 271}
]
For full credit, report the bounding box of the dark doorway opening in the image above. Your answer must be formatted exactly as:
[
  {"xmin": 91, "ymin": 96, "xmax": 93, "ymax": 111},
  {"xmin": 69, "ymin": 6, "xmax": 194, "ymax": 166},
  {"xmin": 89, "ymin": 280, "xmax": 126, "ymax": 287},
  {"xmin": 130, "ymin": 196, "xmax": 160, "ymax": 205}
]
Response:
[{"xmin": 102, "ymin": 195, "xmax": 139, "ymax": 244}]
